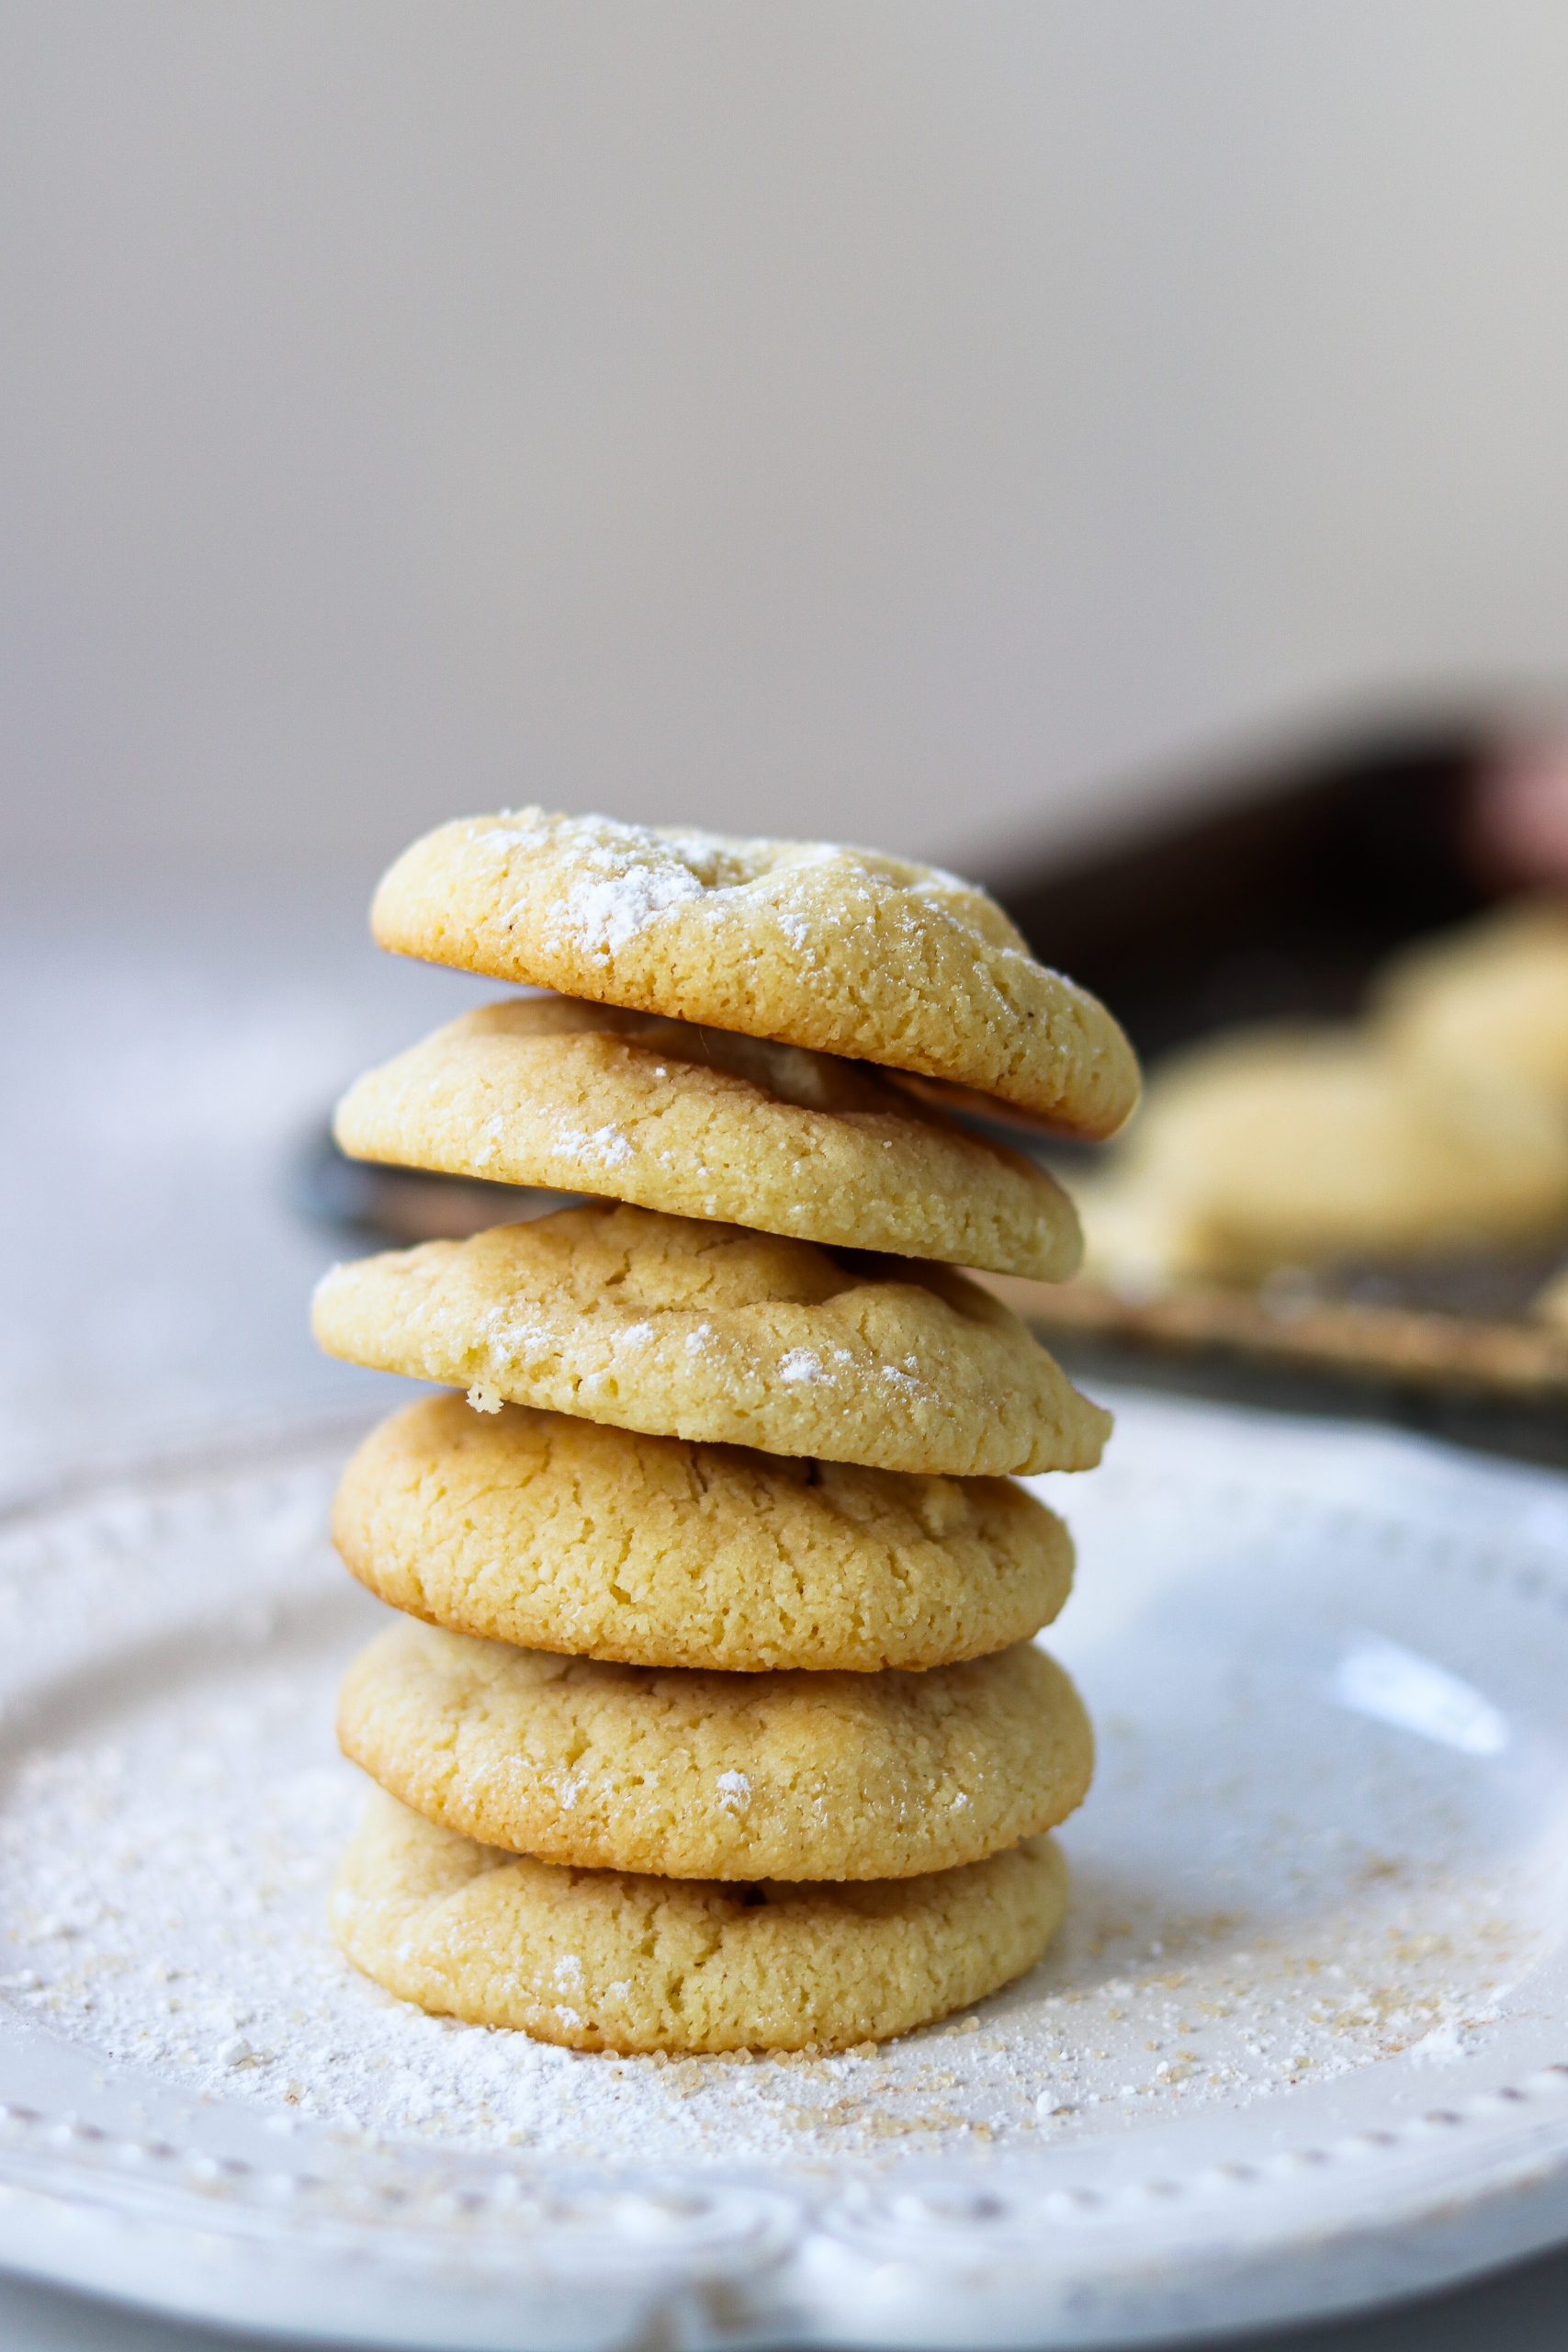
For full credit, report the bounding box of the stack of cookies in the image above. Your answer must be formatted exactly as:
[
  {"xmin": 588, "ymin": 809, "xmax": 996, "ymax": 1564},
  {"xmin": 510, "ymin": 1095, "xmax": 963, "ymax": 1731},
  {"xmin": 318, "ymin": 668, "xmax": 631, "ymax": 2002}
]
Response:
[{"xmin": 314, "ymin": 808, "xmax": 1139, "ymax": 2053}]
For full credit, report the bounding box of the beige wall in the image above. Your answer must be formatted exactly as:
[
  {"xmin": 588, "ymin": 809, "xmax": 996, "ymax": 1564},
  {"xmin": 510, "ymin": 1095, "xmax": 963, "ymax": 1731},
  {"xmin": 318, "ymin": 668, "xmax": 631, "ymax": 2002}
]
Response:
[{"xmin": 5, "ymin": 2, "xmax": 1568, "ymax": 880}]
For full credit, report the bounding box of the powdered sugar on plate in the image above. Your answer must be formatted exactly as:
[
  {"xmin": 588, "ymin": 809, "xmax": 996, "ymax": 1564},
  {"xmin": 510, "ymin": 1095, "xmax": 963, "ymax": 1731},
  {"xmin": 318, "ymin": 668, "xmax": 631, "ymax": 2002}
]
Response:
[{"xmin": 1, "ymin": 1397, "xmax": 1562, "ymax": 2183}]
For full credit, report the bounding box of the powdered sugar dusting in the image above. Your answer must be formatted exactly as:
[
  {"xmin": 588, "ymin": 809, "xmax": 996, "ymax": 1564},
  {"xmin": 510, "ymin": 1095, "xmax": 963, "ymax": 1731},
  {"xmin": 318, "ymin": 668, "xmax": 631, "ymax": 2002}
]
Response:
[
  {"xmin": 1, "ymin": 1426, "xmax": 1556, "ymax": 2179},
  {"xmin": 487, "ymin": 809, "xmax": 985, "ymax": 972},
  {"xmin": 0, "ymin": 1623, "xmax": 1538, "ymax": 2175},
  {"xmin": 557, "ymin": 865, "xmax": 705, "ymax": 959},
  {"xmin": 493, "ymin": 813, "xmax": 714, "ymax": 960},
  {"xmin": 548, "ymin": 1120, "xmax": 635, "ymax": 1170}
]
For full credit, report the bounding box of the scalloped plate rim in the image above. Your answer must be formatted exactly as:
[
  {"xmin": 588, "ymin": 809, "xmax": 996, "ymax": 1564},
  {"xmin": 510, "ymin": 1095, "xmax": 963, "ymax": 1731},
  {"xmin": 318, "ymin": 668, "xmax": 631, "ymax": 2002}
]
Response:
[{"xmin": 2, "ymin": 1395, "xmax": 1568, "ymax": 2346}]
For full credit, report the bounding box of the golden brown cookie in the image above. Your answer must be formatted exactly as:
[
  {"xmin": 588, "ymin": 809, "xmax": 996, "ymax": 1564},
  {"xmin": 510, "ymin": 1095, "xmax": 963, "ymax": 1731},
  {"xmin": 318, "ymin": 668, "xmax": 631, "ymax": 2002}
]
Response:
[
  {"xmin": 368, "ymin": 808, "xmax": 1139, "ymax": 1137},
  {"xmin": 1537, "ymin": 1262, "xmax": 1568, "ymax": 1328},
  {"xmin": 337, "ymin": 1618, "xmax": 1093, "ymax": 1881},
  {"xmin": 334, "ymin": 1396, "xmax": 1073, "ymax": 1672},
  {"xmin": 333, "ymin": 996, "xmax": 1082, "ymax": 1281},
  {"xmin": 1078, "ymin": 1027, "xmax": 1568, "ymax": 1283},
  {"xmin": 1376, "ymin": 900, "xmax": 1568, "ymax": 1107},
  {"xmin": 310, "ymin": 1203, "xmax": 1111, "ymax": 1475},
  {"xmin": 332, "ymin": 1791, "xmax": 1068, "ymax": 2052}
]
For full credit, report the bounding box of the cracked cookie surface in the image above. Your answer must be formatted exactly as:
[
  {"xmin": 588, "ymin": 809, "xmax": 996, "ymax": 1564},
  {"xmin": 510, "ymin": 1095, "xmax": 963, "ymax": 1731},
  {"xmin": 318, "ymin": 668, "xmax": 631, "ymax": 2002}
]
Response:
[
  {"xmin": 310, "ymin": 1202, "xmax": 1111, "ymax": 1476},
  {"xmin": 333, "ymin": 995, "xmax": 1082, "ymax": 1280},
  {"xmin": 369, "ymin": 807, "xmax": 1139, "ymax": 1136},
  {"xmin": 333, "ymin": 1396, "xmax": 1073, "ymax": 1672},
  {"xmin": 337, "ymin": 1618, "xmax": 1093, "ymax": 1882},
  {"xmin": 332, "ymin": 1790, "xmax": 1069, "ymax": 2052}
]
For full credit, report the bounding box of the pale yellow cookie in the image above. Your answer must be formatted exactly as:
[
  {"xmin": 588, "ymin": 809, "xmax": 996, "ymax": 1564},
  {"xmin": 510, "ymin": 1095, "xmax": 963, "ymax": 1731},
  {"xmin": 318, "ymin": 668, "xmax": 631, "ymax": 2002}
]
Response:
[
  {"xmin": 1537, "ymin": 1263, "xmax": 1568, "ymax": 1328},
  {"xmin": 1079, "ymin": 1027, "xmax": 1568, "ymax": 1283},
  {"xmin": 333, "ymin": 1791, "xmax": 1067, "ymax": 2052},
  {"xmin": 310, "ymin": 1203, "xmax": 1111, "ymax": 1476},
  {"xmin": 334, "ymin": 1396, "xmax": 1072, "ymax": 1673},
  {"xmin": 333, "ymin": 996, "xmax": 1082, "ymax": 1281},
  {"xmin": 337, "ymin": 1619, "xmax": 1093, "ymax": 1882},
  {"xmin": 368, "ymin": 808, "xmax": 1139, "ymax": 1137},
  {"xmin": 1376, "ymin": 901, "xmax": 1568, "ymax": 1107}
]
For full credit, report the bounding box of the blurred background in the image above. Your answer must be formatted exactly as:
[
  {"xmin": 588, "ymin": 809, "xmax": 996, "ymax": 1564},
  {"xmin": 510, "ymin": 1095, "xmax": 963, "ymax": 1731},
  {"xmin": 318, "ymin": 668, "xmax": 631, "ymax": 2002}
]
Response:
[{"xmin": 6, "ymin": 0, "xmax": 1568, "ymax": 1490}]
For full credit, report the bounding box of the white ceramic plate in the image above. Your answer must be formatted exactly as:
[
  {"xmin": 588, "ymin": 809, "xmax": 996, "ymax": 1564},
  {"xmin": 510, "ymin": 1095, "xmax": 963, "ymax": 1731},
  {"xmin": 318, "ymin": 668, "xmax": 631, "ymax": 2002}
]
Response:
[{"xmin": 4, "ymin": 1392, "xmax": 1568, "ymax": 2348}]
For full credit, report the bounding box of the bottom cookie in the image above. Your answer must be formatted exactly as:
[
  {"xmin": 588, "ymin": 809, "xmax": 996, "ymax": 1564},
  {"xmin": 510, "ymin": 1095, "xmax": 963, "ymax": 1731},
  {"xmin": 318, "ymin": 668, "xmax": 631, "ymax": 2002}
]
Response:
[{"xmin": 332, "ymin": 1790, "xmax": 1067, "ymax": 2053}]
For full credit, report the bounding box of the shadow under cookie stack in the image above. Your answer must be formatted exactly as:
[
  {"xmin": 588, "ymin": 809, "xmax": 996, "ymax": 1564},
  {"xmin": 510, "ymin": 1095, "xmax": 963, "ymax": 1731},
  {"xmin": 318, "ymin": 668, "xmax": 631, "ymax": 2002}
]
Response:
[{"xmin": 314, "ymin": 808, "xmax": 1140, "ymax": 2053}]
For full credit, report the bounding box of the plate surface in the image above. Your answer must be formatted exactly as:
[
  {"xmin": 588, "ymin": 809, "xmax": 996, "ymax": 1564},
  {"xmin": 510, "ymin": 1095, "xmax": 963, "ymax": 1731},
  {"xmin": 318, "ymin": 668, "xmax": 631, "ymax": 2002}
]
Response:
[{"xmin": 4, "ymin": 1393, "xmax": 1568, "ymax": 2348}]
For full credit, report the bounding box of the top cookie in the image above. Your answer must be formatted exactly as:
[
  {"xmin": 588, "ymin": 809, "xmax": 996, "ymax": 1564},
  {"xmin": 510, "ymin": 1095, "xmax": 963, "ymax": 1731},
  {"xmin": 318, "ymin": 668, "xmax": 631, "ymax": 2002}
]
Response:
[
  {"xmin": 333, "ymin": 996, "xmax": 1082, "ymax": 1282},
  {"xmin": 369, "ymin": 808, "xmax": 1140, "ymax": 1138}
]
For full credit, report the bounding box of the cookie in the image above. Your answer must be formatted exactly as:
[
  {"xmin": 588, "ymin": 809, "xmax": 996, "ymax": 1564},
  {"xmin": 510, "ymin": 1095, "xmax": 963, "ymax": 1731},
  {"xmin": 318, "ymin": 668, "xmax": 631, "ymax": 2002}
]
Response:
[
  {"xmin": 1376, "ymin": 901, "xmax": 1568, "ymax": 1106},
  {"xmin": 337, "ymin": 1618, "xmax": 1093, "ymax": 1882},
  {"xmin": 1081, "ymin": 1027, "xmax": 1568, "ymax": 1282},
  {"xmin": 368, "ymin": 808, "xmax": 1139, "ymax": 1137},
  {"xmin": 333, "ymin": 1396, "xmax": 1073, "ymax": 1673},
  {"xmin": 310, "ymin": 1203, "xmax": 1111, "ymax": 1475},
  {"xmin": 333, "ymin": 996, "xmax": 1082, "ymax": 1282},
  {"xmin": 1539, "ymin": 1263, "xmax": 1568, "ymax": 1328},
  {"xmin": 333, "ymin": 1790, "xmax": 1067, "ymax": 2052}
]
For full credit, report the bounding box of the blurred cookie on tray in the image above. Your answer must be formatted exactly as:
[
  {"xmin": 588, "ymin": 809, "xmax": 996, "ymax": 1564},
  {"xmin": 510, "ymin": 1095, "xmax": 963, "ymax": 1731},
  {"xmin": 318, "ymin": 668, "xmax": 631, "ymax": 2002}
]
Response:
[
  {"xmin": 1075, "ymin": 899, "xmax": 1568, "ymax": 1297},
  {"xmin": 1375, "ymin": 900, "xmax": 1568, "ymax": 1113}
]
